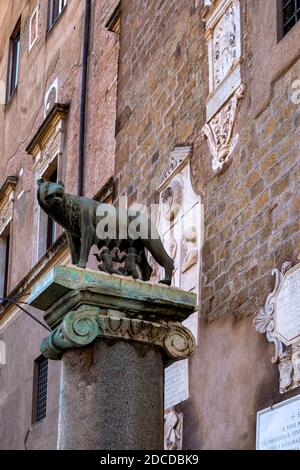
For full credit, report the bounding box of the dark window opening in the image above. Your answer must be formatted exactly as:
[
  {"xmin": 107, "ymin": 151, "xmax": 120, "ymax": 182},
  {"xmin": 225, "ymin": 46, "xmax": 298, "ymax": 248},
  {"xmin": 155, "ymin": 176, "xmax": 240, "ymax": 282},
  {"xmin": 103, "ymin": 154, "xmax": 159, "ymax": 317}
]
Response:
[
  {"xmin": 105, "ymin": 2, "xmax": 121, "ymax": 33},
  {"xmin": 0, "ymin": 224, "xmax": 11, "ymax": 300},
  {"xmin": 3, "ymin": 231, "xmax": 10, "ymax": 299},
  {"xmin": 47, "ymin": 0, "xmax": 67, "ymax": 31},
  {"xmin": 46, "ymin": 168, "xmax": 58, "ymax": 250},
  {"xmin": 7, "ymin": 20, "xmax": 21, "ymax": 101},
  {"xmin": 33, "ymin": 356, "xmax": 48, "ymax": 424},
  {"xmin": 282, "ymin": 0, "xmax": 300, "ymax": 36}
]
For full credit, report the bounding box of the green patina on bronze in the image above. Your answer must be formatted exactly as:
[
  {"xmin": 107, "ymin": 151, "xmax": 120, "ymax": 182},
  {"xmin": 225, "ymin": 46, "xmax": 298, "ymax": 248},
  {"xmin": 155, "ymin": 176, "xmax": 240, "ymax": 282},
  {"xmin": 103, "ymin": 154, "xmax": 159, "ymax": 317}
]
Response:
[
  {"xmin": 29, "ymin": 266, "xmax": 197, "ymax": 361},
  {"xmin": 29, "ymin": 266, "xmax": 196, "ymax": 325}
]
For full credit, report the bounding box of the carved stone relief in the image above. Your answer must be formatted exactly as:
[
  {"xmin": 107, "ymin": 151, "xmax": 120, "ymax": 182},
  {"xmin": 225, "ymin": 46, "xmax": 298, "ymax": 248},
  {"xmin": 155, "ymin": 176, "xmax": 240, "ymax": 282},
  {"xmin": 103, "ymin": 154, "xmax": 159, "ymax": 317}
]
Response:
[
  {"xmin": 254, "ymin": 261, "xmax": 300, "ymax": 394},
  {"xmin": 202, "ymin": 84, "xmax": 244, "ymax": 171},
  {"xmin": 157, "ymin": 146, "xmax": 201, "ymax": 446},
  {"xmin": 164, "ymin": 410, "xmax": 183, "ymax": 451},
  {"xmin": 157, "ymin": 146, "xmax": 202, "ymax": 294},
  {"xmin": 202, "ymin": 0, "xmax": 244, "ymax": 171}
]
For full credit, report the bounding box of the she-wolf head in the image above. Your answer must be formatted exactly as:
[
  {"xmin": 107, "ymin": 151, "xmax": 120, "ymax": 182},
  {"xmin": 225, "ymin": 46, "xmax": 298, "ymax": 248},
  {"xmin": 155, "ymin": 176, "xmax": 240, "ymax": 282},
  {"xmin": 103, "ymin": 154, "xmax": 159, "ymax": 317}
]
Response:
[{"xmin": 37, "ymin": 178, "xmax": 65, "ymax": 208}]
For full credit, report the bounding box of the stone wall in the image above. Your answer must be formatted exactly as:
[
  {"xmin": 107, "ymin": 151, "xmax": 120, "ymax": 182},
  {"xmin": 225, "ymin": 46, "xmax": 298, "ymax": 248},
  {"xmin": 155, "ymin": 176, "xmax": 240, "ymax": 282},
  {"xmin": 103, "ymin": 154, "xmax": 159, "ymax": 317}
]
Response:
[{"xmin": 114, "ymin": 0, "xmax": 300, "ymax": 322}]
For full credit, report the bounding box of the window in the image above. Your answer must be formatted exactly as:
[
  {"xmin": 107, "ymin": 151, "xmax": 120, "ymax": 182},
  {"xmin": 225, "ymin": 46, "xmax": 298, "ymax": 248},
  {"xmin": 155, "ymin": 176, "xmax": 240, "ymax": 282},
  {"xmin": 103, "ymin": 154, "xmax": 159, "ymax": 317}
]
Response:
[
  {"xmin": 105, "ymin": 2, "xmax": 121, "ymax": 33},
  {"xmin": 7, "ymin": 20, "xmax": 21, "ymax": 101},
  {"xmin": 47, "ymin": 0, "xmax": 67, "ymax": 30},
  {"xmin": 46, "ymin": 167, "xmax": 58, "ymax": 249},
  {"xmin": 282, "ymin": 0, "xmax": 300, "ymax": 36},
  {"xmin": 29, "ymin": 5, "xmax": 39, "ymax": 51},
  {"xmin": 37, "ymin": 159, "xmax": 58, "ymax": 258},
  {"xmin": 0, "ymin": 225, "xmax": 11, "ymax": 301},
  {"xmin": 32, "ymin": 356, "xmax": 48, "ymax": 424}
]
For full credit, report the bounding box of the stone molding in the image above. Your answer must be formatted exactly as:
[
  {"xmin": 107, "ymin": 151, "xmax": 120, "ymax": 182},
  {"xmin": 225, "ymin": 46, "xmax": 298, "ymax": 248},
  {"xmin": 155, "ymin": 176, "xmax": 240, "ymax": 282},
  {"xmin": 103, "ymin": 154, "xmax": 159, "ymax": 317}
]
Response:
[
  {"xmin": 0, "ymin": 176, "xmax": 18, "ymax": 236},
  {"xmin": 26, "ymin": 103, "xmax": 69, "ymax": 175},
  {"xmin": 41, "ymin": 305, "xmax": 196, "ymax": 361},
  {"xmin": 254, "ymin": 261, "xmax": 300, "ymax": 394},
  {"xmin": 157, "ymin": 146, "xmax": 192, "ymax": 193}
]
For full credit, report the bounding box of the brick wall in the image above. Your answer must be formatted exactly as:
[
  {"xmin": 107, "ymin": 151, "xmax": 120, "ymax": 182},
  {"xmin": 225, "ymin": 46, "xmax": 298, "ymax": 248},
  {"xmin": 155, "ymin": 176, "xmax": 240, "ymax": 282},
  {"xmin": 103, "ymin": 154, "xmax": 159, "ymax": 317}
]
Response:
[{"xmin": 115, "ymin": 0, "xmax": 300, "ymax": 324}]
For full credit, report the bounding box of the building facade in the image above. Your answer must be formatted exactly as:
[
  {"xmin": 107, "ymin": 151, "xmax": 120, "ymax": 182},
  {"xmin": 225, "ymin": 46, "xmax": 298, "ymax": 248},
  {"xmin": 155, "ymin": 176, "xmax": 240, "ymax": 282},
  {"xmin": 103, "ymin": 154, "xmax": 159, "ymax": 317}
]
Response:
[{"xmin": 0, "ymin": 0, "xmax": 300, "ymax": 450}]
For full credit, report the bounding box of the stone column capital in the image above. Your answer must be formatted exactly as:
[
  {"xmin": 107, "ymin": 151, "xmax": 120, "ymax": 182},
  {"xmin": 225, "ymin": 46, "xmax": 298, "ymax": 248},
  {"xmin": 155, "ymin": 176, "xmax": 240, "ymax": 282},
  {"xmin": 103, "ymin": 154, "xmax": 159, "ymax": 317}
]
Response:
[
  {"xmin": 41, "ymin": 305, "xmax": 196, "ymax": 361},
  {"xmin": 29, "ymin": 266, "xmax": 197, "ymax": 362}
]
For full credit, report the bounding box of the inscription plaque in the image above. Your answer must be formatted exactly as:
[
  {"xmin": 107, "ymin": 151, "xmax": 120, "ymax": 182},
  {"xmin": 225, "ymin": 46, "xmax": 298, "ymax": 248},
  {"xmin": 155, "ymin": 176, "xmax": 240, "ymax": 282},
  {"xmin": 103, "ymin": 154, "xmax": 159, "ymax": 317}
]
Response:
[
  {"xmin": 254, "ymin": 262, "xmax": 300, "ymax": 394},
  {"xmin": 257, "ymin": 395, "xmax": 300, "ymax": 450},
  {"xmin": 164, "ymin": 359, "xmax": 189, "ymax": 410}
]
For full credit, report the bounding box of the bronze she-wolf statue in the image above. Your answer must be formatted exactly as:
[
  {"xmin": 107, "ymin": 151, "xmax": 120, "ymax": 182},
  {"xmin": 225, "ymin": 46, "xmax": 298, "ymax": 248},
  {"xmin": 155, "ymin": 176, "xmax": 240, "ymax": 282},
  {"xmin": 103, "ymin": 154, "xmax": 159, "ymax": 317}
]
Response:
[{"xmin": 37, "ymin": 179, "xmax": 174, "ymax": 285}]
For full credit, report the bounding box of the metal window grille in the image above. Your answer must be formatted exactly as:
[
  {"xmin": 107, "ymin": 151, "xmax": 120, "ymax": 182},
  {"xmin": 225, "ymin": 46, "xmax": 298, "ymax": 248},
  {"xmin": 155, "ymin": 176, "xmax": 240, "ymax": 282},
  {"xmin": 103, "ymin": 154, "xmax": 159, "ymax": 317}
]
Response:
[
  {"xmin": 35, "ymin": 357, "xmax": 48, "ymax": 423},
  {"xmin": 282, "ymin": 0, "xmax": 300, "ymax": 36}
]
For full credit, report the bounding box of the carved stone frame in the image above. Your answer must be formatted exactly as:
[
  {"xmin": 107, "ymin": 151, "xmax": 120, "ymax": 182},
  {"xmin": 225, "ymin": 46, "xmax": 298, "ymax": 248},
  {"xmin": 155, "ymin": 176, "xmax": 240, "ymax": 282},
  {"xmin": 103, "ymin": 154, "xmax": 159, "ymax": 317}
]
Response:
[
  {"xmin": 26, "ymin": 104, "xmax": 69, "ymax": 264},
  {"xmin": 254, "ymin": 261, "xmax": 300, "ymax": 394}
]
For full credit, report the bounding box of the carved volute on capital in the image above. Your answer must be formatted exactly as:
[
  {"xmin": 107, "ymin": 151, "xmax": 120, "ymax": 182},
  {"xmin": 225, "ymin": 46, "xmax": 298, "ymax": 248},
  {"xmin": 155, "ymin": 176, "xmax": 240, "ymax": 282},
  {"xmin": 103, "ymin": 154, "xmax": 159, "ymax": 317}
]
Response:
[
  {"xmin": 29, "ymin": 266, "xmax": 197, "ymax": 363},
  {"xmin": 41, "ymin": 307, "xmax": 196, "ymax": 361}
]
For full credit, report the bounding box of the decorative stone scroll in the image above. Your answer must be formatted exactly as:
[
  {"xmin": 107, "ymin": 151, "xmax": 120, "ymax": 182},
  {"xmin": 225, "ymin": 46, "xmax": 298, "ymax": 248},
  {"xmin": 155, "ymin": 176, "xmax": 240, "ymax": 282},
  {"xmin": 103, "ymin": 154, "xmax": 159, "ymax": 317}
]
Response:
[
  {"xmin": 41, "ymin": 305, "xmax": 196, "ymax": 362},
  {"xmin": 202, "ymin": 0, "xmax": 244, "ymax": 171},
  {"xmin": 254, "ymin": 261, "xmax": 300, "ymax": 394},
  {"xmin": 28, "ymin": 264, "xmax": 197, "ymax": 359}
]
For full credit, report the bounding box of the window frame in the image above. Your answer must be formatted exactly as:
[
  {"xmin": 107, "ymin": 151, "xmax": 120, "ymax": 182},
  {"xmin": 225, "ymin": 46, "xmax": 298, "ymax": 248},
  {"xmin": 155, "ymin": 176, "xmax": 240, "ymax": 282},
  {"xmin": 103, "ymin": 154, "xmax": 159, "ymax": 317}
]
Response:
[
  {"xmin": 6, "ymin": 19, "xmax": 21, "ymax": 103},
  {"xmin": 29, "ymin": 5, "xmax": 39, "ymax": 51},
  {"xmin": 37, "ymin": 157, "xmax": 58, "ymax": 257},
  {"xmin": 32, "ymin": 355, "xmax": 49, "ymax": 425},
  {"xmin": 47, "ymin": 0, "xmax": 67, "ymax": 32},
  {"xmin": 105, "ymin": 2, "xmax": 121, "ymax": 33},
  {"xmin": 3, "ymin": 228, "xmax": 10, "ymax": 300},
  {"xmin": 280, "ymin": 0, "xmax": 300, "ymax": 38}
]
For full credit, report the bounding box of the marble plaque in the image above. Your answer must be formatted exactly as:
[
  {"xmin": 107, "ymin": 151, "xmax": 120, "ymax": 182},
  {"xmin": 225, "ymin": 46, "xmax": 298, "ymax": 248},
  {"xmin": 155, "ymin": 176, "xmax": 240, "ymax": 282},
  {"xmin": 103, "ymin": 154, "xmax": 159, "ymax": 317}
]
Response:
[
  {"xmin": 164, "ymin": 359, "xmax": 189, "ymax": 410},
  {"xmin": 182, "ymin": 311, "xmax": 199, "ymax": 345},
  {"xmin": 257, "ymin": 395, "xmax": 300, "ymax": 450},
  {"xmin": 275, "ymin": 265, "xmax": 300, "ymax": 346}
]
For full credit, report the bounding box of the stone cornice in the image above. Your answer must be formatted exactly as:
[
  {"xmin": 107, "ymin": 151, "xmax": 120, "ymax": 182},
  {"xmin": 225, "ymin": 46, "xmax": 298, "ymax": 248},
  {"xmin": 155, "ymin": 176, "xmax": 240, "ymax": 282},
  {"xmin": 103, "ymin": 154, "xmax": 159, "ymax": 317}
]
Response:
[
  {"xmin": 0, "ymin": 176, "xmax": 18, "ymax": 206},
  {"xmin": 28, "ymin": 266, "xmax": 197, "ymax": 325},
  {"xmin": 26, "ymin": 103, "xmax": 69, "ymax": 158},
  {"xmin": 0, "ymin": 176, "xmax": 18, "ymax": 236}
]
